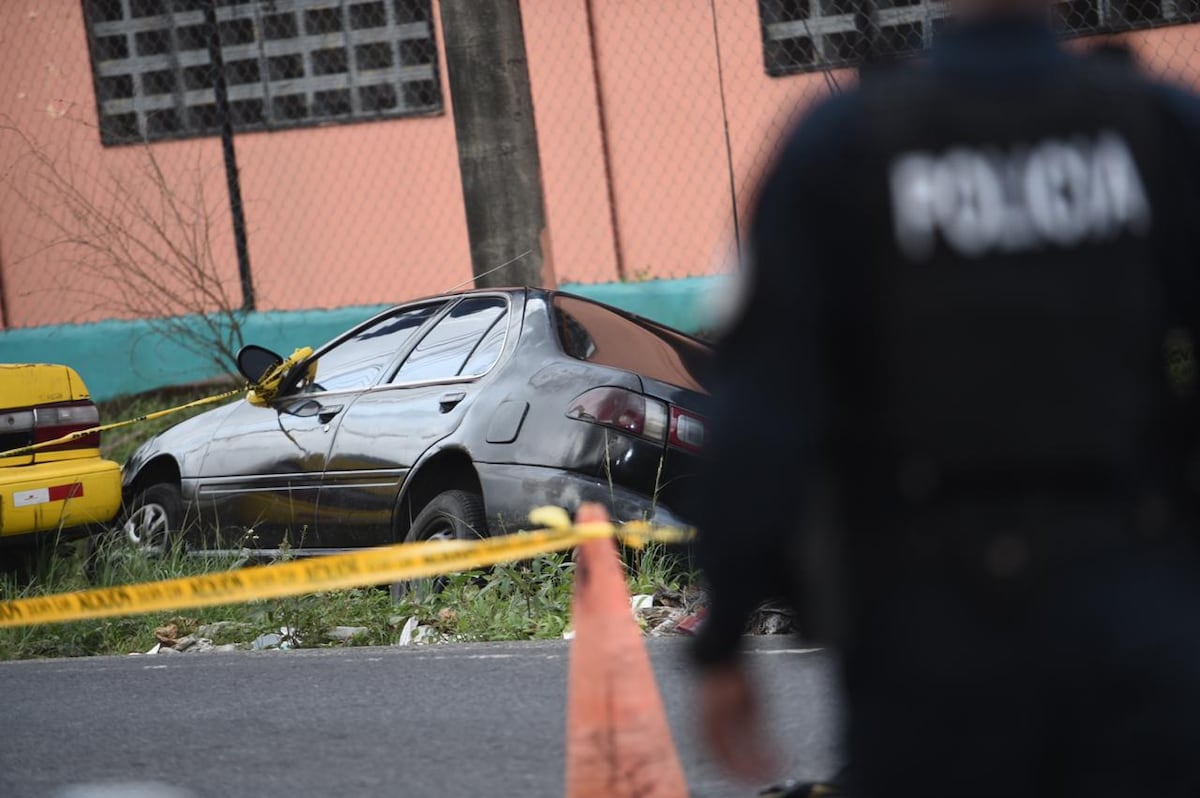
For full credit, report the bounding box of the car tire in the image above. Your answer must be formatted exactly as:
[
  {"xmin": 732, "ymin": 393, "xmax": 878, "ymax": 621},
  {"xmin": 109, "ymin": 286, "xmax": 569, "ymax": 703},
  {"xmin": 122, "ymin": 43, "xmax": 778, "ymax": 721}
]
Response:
[
  {"xmin": 404, "ymin": 489, "xmax": 487, "ymax": 544},
  {"xmin": 85, "ymin": 483, "xmax": 185, "ymax": 582},
  {"xmin": 122, "ymin": 483, "xmax": 185, "ymax": 552},
  {"xmin": 392, "ymin": 489, "xmax": 486, "ymax": 602}
]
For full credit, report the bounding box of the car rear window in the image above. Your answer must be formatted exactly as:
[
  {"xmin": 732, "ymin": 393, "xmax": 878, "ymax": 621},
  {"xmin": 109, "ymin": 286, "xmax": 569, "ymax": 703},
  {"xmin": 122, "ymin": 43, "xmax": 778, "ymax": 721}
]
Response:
[{"xmin": 552, "ymin": 295, "xmax": 710, "ymax": 392}]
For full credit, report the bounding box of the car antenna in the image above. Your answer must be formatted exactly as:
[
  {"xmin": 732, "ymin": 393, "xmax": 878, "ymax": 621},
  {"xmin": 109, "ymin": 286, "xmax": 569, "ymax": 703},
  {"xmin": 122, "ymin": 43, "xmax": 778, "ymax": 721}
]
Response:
[{"xmin": 443, "ymin": 249, "xmax": 533, "ymax": 293}]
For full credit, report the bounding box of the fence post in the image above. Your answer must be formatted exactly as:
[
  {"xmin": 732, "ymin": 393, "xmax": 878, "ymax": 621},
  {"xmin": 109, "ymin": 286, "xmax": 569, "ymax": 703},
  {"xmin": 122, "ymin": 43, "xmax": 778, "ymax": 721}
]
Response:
[
  {"xmin": 438, "ymin": 0, "xmax": 550, "ymax": 288},
  {"xmin": 203, "ymin": 0, "xmax": 255, "ymax": 312}
]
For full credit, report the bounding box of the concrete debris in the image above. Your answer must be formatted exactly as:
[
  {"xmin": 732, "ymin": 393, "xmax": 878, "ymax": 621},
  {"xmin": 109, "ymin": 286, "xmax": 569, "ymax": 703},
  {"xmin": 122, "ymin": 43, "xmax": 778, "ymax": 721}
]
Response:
[
  {"xmin": 396, "ymin": 616, "xmax": 420, "ymax": 646},
  {"xmin": 250, "ymin": 633, "xmax": 282, "ymax": 650},
  {"xmin": 197, "ymin": 621, "xmax": 249, "ymax": 638},
  {"xmin": 325, "ymin": 626, "xmax": 368, "ymax": 643},
  {"xmin": 173, "ymin": 635, "xmax": 197, "ymax": 652}
]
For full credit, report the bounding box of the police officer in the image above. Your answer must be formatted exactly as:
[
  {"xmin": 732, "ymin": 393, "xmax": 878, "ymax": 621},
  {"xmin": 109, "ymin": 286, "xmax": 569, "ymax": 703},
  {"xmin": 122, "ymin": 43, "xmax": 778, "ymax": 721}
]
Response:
[{"xmin": 690, "ymin": 0, "xmax": 1200, "ymax": 794}]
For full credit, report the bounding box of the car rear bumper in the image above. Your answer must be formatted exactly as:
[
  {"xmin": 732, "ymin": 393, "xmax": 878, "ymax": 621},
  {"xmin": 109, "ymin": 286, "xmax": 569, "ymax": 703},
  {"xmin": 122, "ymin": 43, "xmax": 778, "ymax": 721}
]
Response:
[
  {"xmin": 475, "ymin": 462, "xmax": 691, "ymax": 535},
  {"xmin": 0, "ymin": 457, "xmax": 122, "ymax": 541}
]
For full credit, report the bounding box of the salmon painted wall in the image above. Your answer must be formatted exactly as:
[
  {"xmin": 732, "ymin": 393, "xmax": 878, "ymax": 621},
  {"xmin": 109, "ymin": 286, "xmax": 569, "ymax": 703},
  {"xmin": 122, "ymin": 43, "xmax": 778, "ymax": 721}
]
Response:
[
  {"xmin": 7, "ymin": 2, "xmax": 1200, "ymax": 334},
  {"xmin": 0, "ymin": 0, "xmax": 469, "ymax": 330},
  {"xmin": 522, "ymin": 0, "xmax": 851, "ymax": 286},
  {"xmin": 0, "ymin": 3, "xmax": 234, "ymax": 330},
  {"xmin": 235, "ymin": 1, "xmax": 471, "ymax": 313},
  {"xmin": 520, "ymin": 0, "xmax": 622, "ymax": 285},
  {"xmin": 710, "ymin": 0, "xmax": 854, "ymax": 224},
  {"xmin": 587, "ymin": 1, "xmax": 735, "ymax": 281}
]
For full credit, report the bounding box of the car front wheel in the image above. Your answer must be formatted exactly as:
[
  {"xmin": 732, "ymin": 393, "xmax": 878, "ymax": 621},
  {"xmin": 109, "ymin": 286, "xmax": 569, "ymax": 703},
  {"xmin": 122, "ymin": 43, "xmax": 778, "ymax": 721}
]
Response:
[
  {"xmin": 86, "ymin": 483, "xmax": 185, "ymax": 581},
  {"xmin": 121, "ymin": 483, "xmax": 185, "ymax": 553}
]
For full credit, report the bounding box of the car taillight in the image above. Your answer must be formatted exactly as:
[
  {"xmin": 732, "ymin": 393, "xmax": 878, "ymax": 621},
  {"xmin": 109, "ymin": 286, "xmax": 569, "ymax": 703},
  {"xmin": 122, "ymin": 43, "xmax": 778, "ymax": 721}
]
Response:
[
  {"xmin": 34, "ymin": 401, "xmax": 101, "ymax": 452},
  {"xmin": 669, "ymin": 407, "xmax": 706, "ymax": 452},
  {"xmin": 566, "ymin": 387, "xmax": 668, "ymax": 442},
  {"xmin": 0, "ymin": 409, "xmax": 35, "ymax": 456}
]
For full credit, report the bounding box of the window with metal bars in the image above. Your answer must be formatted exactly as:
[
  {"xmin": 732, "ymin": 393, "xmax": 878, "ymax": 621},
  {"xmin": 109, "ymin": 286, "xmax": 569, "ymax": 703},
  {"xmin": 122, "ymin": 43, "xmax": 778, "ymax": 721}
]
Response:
[
  {"xmin": 759, "ymin": 0, "xmax": 1200, "ymax": 76},
  {"xmin": 758, "ymin": 0, "xmax": 949, "ymax": 75},
  {"xmin": 83, "ymin": 0, "xmax": 443, "ymax": 146}
]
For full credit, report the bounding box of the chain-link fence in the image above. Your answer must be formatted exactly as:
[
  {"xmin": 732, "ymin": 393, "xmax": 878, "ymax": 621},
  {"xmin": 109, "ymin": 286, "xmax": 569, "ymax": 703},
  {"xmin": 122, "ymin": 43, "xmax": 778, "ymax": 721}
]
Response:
[
  {"xmin": 4, "ymin": 1, "xmax": 1200, "ymax": 332},
  {"xmin": 0, "ymin": 0, "xmax": 469, "ymax": 338}
]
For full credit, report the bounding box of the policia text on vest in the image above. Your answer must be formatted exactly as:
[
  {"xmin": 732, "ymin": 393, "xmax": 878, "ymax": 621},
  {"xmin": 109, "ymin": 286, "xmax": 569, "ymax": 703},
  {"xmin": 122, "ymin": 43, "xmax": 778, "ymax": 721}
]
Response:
[{"xmin": 890, "ymin": 130, "xmax": 1151, "ymax": 261}]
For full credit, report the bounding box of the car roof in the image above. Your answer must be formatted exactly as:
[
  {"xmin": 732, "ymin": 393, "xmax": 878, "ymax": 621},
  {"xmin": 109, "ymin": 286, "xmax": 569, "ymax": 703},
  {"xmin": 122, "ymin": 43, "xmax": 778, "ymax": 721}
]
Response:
[{"xmin": 388, "ymin": 286, "xmax": 709, "ymax": 347}]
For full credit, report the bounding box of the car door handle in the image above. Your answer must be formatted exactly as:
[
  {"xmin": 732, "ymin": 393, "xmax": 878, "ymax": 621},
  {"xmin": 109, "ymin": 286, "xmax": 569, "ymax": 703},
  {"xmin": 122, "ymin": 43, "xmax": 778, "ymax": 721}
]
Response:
[
  {"xmin": 438, "ymin": 391, "xmax": 466, "ymax": 413},
  {"xmin": 317, "ymin": 405, "xmax": 343, "ymax": 423}
]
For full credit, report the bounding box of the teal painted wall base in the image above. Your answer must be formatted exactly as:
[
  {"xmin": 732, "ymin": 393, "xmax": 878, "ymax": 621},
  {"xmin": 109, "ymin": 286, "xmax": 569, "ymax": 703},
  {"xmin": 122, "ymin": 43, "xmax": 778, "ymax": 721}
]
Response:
[{"xmin": 0, "ymin": 276, "xmax": 725, "ymax": 401}]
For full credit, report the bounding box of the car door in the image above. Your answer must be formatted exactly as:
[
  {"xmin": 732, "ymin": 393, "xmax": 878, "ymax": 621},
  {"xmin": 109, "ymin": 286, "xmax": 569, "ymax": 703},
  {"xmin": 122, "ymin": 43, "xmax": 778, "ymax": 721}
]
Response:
[
  {"xmin": 318, "ymin": 294, "xmax": 513, "ymax": 546},
  {"xmin": 195, "ymin": 302, "xmax": 444, "ymax": 549}
]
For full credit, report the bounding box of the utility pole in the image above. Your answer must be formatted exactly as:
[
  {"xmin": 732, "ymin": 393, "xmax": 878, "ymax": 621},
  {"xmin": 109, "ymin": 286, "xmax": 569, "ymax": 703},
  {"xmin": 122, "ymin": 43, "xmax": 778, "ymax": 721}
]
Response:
[
  {"xmin": 204, "ymin": 0, "xmax": 255, "ymax": 311},
  {"xmin": 439, "ymin": 1, "xmax": 550, "ymax": 288}
]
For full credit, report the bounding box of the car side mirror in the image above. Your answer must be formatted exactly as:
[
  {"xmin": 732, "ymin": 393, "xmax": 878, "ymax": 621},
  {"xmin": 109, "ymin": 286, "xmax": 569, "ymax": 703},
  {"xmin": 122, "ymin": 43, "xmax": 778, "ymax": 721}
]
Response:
[{"xmin": 237, "ymin": 345, "xmax": 285, "ymax": 384}]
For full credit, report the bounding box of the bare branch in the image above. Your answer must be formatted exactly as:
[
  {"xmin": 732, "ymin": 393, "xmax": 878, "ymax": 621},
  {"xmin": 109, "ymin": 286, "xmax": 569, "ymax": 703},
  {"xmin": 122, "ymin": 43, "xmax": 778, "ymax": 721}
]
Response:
[{"xmin": 1, "ymin": 119, "xmax": 248, "ymax": 375}]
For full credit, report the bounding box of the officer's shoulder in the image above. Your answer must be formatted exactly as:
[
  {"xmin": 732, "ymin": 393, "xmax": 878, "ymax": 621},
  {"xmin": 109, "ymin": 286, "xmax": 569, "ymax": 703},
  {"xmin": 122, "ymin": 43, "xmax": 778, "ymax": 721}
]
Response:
[
  {"xmin": 1072, "ymin": 48, "xmax": 1200, "ymax": 129},
  {"xmin": 778, "ymin": 61, "xmax": 930, "ymax": 162},
  {"xmin": 1149, "ymin": 79, "xmax": 1200, "ymax": 134},
  {"xmin": 775, "ymin": 87, "xmax": 869, "ymax": 176}
]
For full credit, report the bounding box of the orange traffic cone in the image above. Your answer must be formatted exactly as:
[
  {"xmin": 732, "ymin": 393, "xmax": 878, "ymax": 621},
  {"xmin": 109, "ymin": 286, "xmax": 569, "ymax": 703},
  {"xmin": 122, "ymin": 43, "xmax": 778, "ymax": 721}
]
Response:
[{"xmin": 564, "ymin": 502, "xmax": 689, "ymax": 798}]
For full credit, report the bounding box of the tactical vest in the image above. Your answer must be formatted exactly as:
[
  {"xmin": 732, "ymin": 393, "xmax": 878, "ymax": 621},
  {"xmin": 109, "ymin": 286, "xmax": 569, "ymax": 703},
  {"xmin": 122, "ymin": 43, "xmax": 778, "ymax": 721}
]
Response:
[{"xmin": 830, "ymin": 55, "xmax": 1200, "ymax": 566}]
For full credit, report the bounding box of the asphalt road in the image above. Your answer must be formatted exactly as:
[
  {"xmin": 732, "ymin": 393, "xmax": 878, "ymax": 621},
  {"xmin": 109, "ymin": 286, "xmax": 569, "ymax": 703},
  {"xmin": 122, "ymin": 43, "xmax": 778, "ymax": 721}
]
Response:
[{"xmin": 0, "ymin": 637, "xmax": 842, "ymax": 798}]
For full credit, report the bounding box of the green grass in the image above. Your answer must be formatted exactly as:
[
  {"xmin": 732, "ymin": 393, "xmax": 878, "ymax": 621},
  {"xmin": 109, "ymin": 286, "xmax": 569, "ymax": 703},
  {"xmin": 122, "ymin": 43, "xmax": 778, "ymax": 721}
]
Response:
[{"xmin": 0, "ymin": 536, "xmax": 694, "ymax": 660}]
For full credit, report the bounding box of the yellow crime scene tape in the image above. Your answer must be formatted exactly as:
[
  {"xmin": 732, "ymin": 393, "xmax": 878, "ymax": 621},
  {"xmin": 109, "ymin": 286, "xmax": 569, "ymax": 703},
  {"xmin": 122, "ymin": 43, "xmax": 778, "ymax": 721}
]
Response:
[
  {"xmin": 0, "ymin": 508, "xmax": 694, "ymax": 628},
  {"xmin": 0, "ymin": 387, "xmax": 244, "ymax": 460},
  {"xmin": 0, "ymin": 346, "xmax": 315, "ymax": 460}
]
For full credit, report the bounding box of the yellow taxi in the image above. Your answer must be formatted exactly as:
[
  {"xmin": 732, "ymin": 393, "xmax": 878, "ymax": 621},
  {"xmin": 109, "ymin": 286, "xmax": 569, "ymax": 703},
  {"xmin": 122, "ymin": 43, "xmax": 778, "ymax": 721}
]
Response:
[{"xmin": 0, "ymin": 364, "xmax": 122, "ymax": 549}]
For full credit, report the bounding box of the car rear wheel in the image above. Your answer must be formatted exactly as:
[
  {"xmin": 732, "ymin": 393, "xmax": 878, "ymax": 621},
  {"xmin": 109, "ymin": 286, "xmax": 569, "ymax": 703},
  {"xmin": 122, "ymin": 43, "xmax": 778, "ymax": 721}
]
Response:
[
  {"xmin": 392, "ymin": 489, "xmax": 487, "ymax": 602},
  {"xmin": 404, "ymin": 489, "xmax": 487, "ymax": 544}
]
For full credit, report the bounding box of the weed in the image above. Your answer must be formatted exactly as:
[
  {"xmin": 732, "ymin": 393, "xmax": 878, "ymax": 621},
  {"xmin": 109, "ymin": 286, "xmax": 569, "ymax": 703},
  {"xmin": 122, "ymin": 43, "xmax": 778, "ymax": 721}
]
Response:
[{"xmin": 0, "ymin": 534, "xmax": 696, "ymax": 660}]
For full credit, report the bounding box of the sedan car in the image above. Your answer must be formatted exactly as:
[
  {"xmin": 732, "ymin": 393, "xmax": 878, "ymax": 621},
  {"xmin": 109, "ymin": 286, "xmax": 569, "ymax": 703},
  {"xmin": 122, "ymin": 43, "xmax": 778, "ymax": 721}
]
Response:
[
  {"xmin": 0, "ymin": 364, "xmax": 122, "ymax": 558},
  {"xmin": 120, "ymin": 289, "xmax": 710, "ymax": 554}
]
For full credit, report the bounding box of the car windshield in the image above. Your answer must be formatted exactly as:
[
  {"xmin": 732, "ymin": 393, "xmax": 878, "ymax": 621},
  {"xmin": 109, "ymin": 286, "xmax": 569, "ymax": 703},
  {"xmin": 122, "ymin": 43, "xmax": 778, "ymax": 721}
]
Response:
[{"xmin": 551, "ymin": 295, "xmax": 710, "ymax": 392}]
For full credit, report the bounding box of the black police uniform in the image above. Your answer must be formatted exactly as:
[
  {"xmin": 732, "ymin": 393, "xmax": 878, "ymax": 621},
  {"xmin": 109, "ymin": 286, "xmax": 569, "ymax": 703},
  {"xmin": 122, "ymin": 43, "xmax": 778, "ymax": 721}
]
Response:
[{"xmin": 692, "ymin": 13, "xmax": 1200, "ymax": 798}]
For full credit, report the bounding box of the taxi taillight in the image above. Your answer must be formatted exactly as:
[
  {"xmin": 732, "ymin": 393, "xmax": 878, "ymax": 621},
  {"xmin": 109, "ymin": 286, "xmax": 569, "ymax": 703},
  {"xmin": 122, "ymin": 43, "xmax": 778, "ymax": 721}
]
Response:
[{"xmin": 34, "ymin": 401, "xmax": 101, "ymax": 452}]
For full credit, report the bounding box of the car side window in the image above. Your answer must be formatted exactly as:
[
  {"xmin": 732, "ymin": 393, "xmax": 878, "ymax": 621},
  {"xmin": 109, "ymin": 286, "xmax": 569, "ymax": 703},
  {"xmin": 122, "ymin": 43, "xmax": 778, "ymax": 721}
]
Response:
[
  {"xmin": 393, "ymin": 297, "xmax": 508, "ymax": 384},
  {"xmin": 309, "ymin": 303, "xmax": 443, "ymax": 393},
  {"xmin": 459, "ymin": 316, "xmax": 507, "ymax": 377}
]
